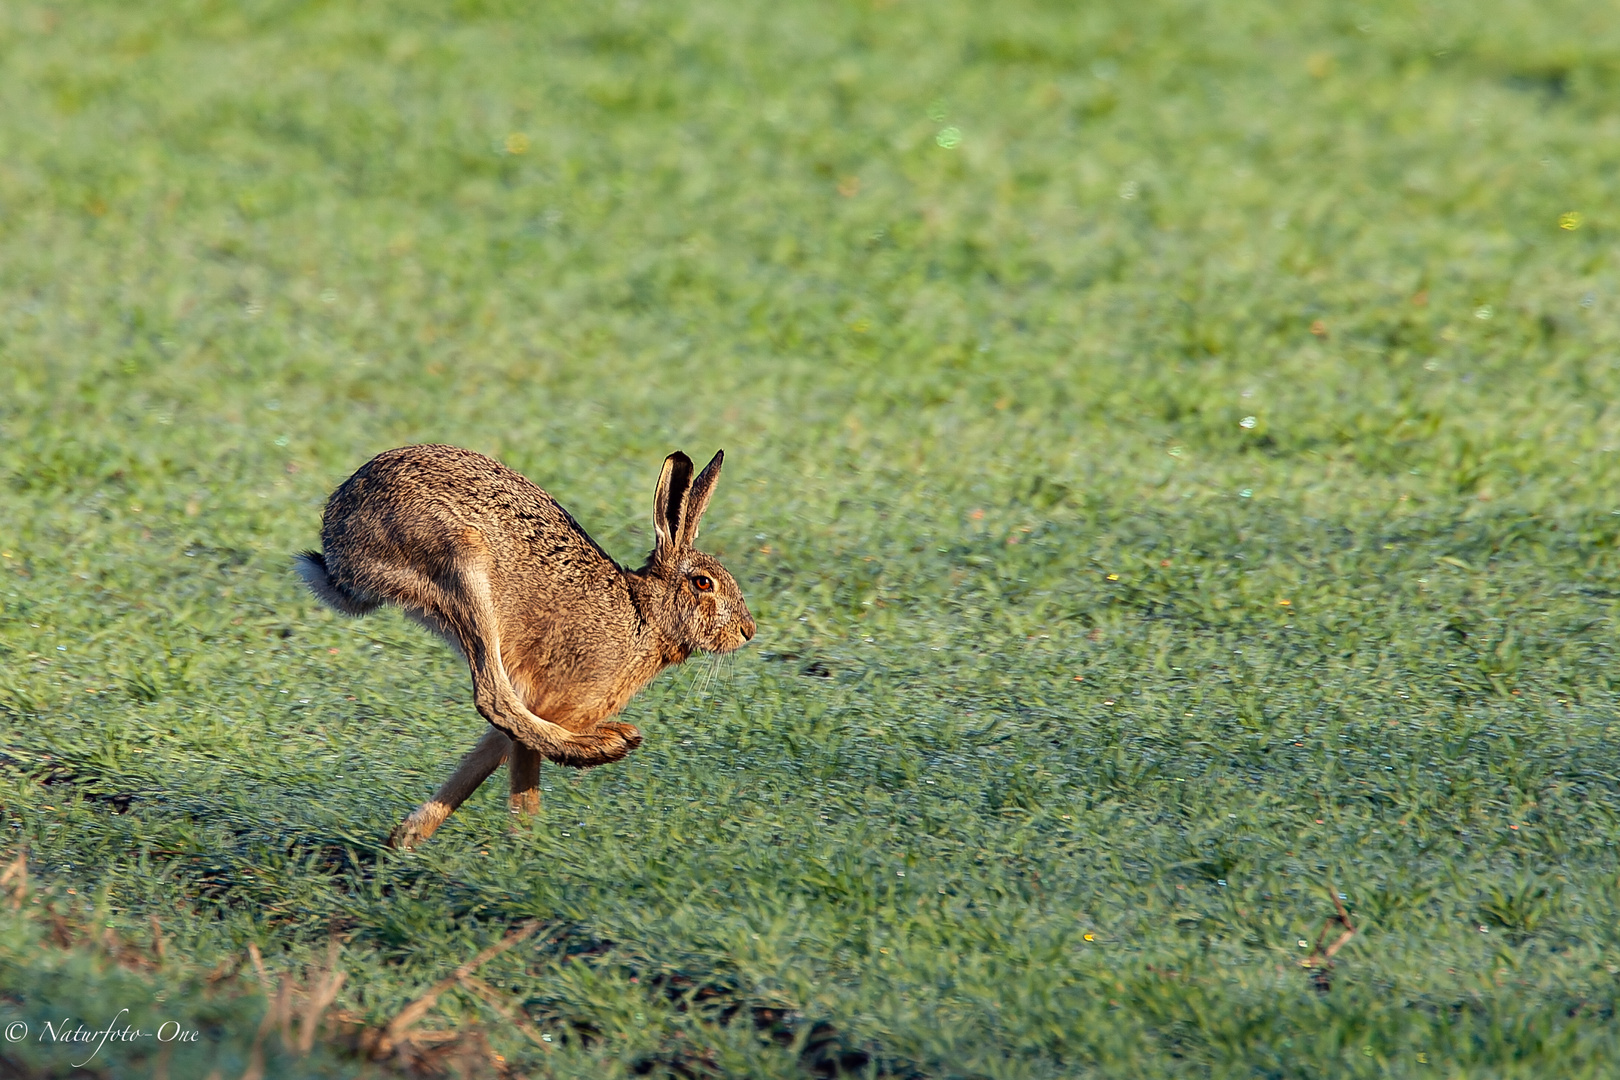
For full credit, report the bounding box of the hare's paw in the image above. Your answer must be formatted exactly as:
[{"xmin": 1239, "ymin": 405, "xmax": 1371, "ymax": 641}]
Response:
[
  {"xmin": 585, "ymin": 721, "xmax": 642, "ymax": 763},
  {"xmin": 387, "ymin": 800, "xmax": 450, "ymax": 850},
  {"xmin": 554, "ymin": 722, "xmax": 642, "ymax": 768},
  {"xmin": 387, "ymin": 820, "xmax": 427, "ymax": 851},
  {"xmin": 508, "ymin": 789, "xmax": 541, "ymax": 818},
  {"xmin": 605, "ymin": 721, "xmax": 644, "ymax": 751}
]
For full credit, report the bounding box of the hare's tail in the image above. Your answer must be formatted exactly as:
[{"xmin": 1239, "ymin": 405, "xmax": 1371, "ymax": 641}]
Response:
[{"xmin": 294, "ymin": 551, "xmax": 380, "ymax": 616}]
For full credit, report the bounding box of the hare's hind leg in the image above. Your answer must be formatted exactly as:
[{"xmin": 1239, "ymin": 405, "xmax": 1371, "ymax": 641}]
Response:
[
  {"xmin": 389, "ymin": 725, "xmax": 512, "ymax": 850},
  {"xmin": 508, "ymin": 744, "xmax": 542, "ymax": 819},
  {"xmin": 441, "ymin": 558, "xmax": 642, "ymax": 768}
]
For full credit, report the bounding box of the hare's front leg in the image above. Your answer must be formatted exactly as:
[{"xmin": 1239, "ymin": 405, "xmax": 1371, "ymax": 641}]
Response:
[
  {"xmin": 388, "ymin": 726, "xmax": 511, "ymax": 850},
  {"xmin": 508, "ymin": 744, "xmax": 542, "ymax": 818}
]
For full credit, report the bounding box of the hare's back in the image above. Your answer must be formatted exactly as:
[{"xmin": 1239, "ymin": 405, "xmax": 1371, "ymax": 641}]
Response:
[{"xmin": 323, "ymin": 445, "xmax": 599, "ymax": 567}]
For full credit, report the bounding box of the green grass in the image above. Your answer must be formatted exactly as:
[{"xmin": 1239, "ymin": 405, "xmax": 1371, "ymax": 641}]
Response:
[{"xmin": 3, "ymin": 0, "xmax": 1620, "ymax": 1075}]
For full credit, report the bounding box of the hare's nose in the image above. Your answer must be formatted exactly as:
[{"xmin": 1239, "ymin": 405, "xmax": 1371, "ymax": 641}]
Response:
[{"xmin": 741, "ymin": 615, "xmax": 756, "ymax": 641}]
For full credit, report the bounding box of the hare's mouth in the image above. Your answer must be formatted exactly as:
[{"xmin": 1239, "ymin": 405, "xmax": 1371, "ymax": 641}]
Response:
[{"xmin": 707, "ymin": 628, "xmax": 754, "ymax": 654}]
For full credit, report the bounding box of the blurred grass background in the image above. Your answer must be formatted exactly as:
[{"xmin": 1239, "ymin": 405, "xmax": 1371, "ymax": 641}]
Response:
[{"xmin": 3, "ymin": 0, "xmax": 1620, "ymax": 1075}]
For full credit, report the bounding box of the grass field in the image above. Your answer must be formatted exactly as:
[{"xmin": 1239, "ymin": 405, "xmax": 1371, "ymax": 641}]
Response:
[{"xmin": 4, "ymin": 0, "xmax": 1620, "ymax": 1075}]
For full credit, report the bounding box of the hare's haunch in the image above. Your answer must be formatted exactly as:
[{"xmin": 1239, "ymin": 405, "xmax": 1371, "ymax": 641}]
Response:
[{"xmin": 296, "ymin": 445, "xmax": 755, "ymax": 849}]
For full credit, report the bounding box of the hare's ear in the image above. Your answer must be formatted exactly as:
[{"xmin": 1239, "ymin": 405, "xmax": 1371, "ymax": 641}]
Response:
[
  {"xmin": 677, "ymin": 450, "xmax": 723, "ymax": 549},
  {"xmin": 654, "ymin": 451, "xmax": 695, "ymax": 552}
]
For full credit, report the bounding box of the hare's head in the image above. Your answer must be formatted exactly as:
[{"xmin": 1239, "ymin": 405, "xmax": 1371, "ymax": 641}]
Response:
[{"xmin": 640, "ymin": 450, "xmax": 755, "ymax": 655}]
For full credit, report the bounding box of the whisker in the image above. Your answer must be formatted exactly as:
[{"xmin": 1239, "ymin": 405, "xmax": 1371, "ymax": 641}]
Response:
[{"xmin": 680, "ymin": 662, "xmax": 704, "ymax": 711}]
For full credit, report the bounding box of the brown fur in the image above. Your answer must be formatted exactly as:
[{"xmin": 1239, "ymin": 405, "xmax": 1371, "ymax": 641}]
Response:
[{"xmin": 295, "ymin": 445, "xmax": 754, "ymax": 849}]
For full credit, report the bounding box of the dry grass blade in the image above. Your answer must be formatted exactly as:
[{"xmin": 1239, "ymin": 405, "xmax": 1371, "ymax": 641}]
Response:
[
  {"xmin": 298, "ymin": 938, "xmax": 348, "ymax": 1055},
  {"xmin": 458, "ymin": 972, "xmax": 552, "ymax": 1050},
  {"xmin": 1321, "ymin": 888, "xmax": 1357, "ymax": 962},
  {"xmin": 273, "ymin": 976, "xmax": 295, "ymax": 1054},
  {"xmin": 237, "ymin": 994, "xmax": 279, "ymax": 1080},
  {"xmin": 376, "ymin": 920, "xmax": 543, "ymax": 1056},
  {"xmin": 236, "ymin": 938, "xmax": 353, "ymax": 1075},
  {"xmin": 1303, "ymin": 879, "xmax": 1357, "ymax": 993},
  {"xmin": 0, "ymin": 849, "xmax": 27, "ymax": 909},
  {"xmin": 247, "ymin": 943, "xmax": 271, "ymax": 992}
]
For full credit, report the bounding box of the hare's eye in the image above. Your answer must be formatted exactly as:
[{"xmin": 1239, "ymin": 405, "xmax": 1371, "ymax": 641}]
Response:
[{"xmin": 692, "ymin": 574, "xmax": 714, "ymax": 593}]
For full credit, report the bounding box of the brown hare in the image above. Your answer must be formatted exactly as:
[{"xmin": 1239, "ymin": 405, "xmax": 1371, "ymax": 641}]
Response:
[{"xmin": 295, "ymin": 445, "xmax": 755, "ymax": 849}]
